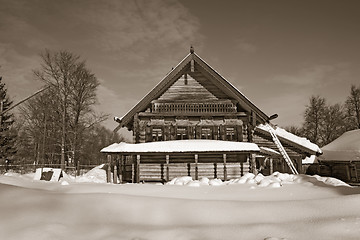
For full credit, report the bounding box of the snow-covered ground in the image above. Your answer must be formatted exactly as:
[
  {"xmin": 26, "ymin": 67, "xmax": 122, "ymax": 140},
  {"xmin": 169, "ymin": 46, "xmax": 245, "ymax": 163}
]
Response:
[{"xmin": 1, "ymin": 166, "xmax": 360, "ymax": 240}]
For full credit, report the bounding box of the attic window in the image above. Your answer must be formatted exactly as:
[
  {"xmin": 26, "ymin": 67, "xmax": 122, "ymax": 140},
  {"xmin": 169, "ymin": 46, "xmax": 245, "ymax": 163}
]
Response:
[
  {"xmin": 191, "ymin": 60, "xmax": 195, "ymax": 72},
  {"xmin": 184, "ymin": 74, "xmax": 188, "ymax": 85}
]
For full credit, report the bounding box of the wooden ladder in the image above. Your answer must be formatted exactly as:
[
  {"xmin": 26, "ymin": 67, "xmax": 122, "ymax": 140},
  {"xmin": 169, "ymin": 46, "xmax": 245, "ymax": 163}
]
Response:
[{"xmin": 265, "ymin": 123, "xmax": 299, "ymax": 174}]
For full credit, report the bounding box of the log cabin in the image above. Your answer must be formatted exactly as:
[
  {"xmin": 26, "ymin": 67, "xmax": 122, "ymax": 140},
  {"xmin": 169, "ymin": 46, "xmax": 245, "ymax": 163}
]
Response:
[
  {"xmin": 315, "ymin": 129, "xmax": 360, "ymax": 184},
  {"xmin": 101, "ymin": 47, "xmax": 322, "ymax": 183}
]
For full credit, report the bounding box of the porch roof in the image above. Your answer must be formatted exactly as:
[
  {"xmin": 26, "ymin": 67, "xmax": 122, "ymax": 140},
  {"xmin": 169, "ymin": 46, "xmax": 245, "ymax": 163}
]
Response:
[{"xmin": 101, "ymin": 139, "xmax": 260, "ymax": 154}]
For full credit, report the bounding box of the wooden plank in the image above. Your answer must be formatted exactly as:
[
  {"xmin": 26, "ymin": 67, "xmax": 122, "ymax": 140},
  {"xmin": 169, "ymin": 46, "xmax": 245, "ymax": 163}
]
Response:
[
  {"xmin": 354, "ymin": 163, "xmax": 359, "ymax": 182},
  {"xmin": 118, "ymin": 155, "xmax": 123, "ymax": 184},
  {"xmin": 166, "ymin": 155, "xmax": 170, "ymax": 182},
  {"xmin": 251, "ymin": 154, "xmax": 257, "ymax": 175},
  {"xmin": 195, "ymin": 154, "xmax": 198, "ymax": 180},
  {"xmin": 137, "ymin": 162, "xmax": 250, "ymax": 181},
  {"xmin": 107, "ymin": 155, "xmax": 112, "ymax": 183},
  {"xmin": 223, "ymin": 154, "xmax": 227, "ymax": 181},
  {"xmin": 138, "ymin": 112, "xmax": 247, "ymax": 117},
  {"xmin": 136, "ymin": 155, "xmax": 140, "ymax": 183},
  {"xmin": 214, "ymin": 163, "xmax": 217, "ymax": 178},
  {"xmin": 240, "ymin": 162, "xmax": 244, "ymax": 176},
  {"xmin": 160, "ymin": 163, "xmax": 164, "ymax": 180},
  {"xmin": 113, "ymin": 165, "xmax": 118, "ymax": 184}
]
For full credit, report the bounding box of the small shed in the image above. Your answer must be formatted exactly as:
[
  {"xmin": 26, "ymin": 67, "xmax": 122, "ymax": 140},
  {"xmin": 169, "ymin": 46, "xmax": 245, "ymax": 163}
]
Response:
[
  {"xmin": 34, "ymin": 168, "xmax": 63, "ymax": 181},
  {"xmin": 318, "ymin": 129, "xmax": 360, "ymax": 183}
]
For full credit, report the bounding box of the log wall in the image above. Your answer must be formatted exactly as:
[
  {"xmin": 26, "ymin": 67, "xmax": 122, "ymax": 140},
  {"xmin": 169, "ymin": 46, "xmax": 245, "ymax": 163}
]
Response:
[
  {"xmin": 139, "ymin": 162, "xmax": 250, "ymax": 182},
  {"xmin": 310, "ymin": 161, "xmax": 360, "ymax": 183}
]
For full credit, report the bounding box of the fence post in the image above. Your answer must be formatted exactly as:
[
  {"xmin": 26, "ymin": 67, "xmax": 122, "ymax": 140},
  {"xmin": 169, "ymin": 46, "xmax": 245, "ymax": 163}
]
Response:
[
  {"xmin": 194, "ymin": 154, "xmax": 198, "ymax": 180},
  {"xmin": 223, "ymin": 154, "xmax": 227, "ymax": 181},
  {"xmin": 251, "ymin": 154, "xmax": 257, "ymax": 175},
  {"xmin": 107, "ymin": 155, "xmax": 112, "ymax": 183},
  {"xmin": 136, "ymin": 155, "xmax": 140, "ymax": 183},
  {"xmin": 113, "ymin": 165, "xmax": 118, "ymax": 184},
  {"xmin": 118, "ymin": 155, "xmax": 123, "ymax": 184},
  {"xmin": 214, "ymin": 163, "xmax": 217, "ymax": 178},
  {"xmin": 166, "ymin": 155, "xmax": 169, "ymax": 182},
  {"xmin": 269, "ymin": 158, "xmax": 274, "ymax": 175}
]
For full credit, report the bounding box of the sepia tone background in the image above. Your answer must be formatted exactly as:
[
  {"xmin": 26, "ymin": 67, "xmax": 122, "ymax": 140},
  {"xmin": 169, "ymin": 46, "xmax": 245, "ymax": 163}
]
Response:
[{"xmin": 1, "ymin": 0, "xmax": 359, "ymax": 135}]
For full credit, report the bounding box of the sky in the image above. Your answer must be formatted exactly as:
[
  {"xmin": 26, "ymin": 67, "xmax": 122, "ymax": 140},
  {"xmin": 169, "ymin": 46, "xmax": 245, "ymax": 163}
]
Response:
[{"xmin": 1, "ymin": 0, "xmax": 360, "ymax": 138}]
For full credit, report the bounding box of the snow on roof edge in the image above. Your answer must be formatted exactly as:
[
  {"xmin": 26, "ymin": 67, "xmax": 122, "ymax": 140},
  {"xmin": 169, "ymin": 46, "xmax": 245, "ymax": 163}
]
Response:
[
  {"xmin": 101, "ymin": 139, "xmax": 260, "ymax": 153},
  {"xmin": 256, "ymin": 124, "xmax": 322, "ymax": 154}
]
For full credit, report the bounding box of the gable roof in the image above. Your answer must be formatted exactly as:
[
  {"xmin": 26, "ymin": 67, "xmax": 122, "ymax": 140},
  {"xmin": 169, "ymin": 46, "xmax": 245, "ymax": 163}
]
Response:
[
  {"xmin": 114, "ymin": 49, "xmax": 270, "ymax": 132},
  {"xmin": 319, "ymin": 129, "xmax": 360, "ymax": 161},
  {"xmin": 255, "ymin": 124, "xmax": 323, "ymax": 156}
]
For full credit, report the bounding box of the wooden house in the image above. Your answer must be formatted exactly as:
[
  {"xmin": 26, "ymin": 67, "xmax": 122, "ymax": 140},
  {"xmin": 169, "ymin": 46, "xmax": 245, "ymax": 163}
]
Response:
[
  {"xmin": 102, "ymin": 47, "xmax": 322, "ymax": 183},
  {"xmin": 316, "ymin": 129, "xmax": 360, "ymax": 184}
]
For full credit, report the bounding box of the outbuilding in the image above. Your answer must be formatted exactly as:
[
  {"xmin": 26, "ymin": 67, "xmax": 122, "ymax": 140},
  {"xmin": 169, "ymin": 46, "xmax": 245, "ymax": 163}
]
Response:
[{"xmin": 317, "ymin": 129, "xmax": 360, "ymax": 183}]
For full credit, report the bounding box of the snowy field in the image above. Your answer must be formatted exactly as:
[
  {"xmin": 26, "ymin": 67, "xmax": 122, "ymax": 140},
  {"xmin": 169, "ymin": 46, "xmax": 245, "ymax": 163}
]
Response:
[{"xmin": 1, "ymin": 166, "xmax": 360, "ymax": 240}]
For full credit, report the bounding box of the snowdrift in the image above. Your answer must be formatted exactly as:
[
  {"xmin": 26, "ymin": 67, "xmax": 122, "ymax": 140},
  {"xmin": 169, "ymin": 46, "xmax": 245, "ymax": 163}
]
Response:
[{"xmin": 1, "ymin": 165, "xmax": 360, "ymax": 240}]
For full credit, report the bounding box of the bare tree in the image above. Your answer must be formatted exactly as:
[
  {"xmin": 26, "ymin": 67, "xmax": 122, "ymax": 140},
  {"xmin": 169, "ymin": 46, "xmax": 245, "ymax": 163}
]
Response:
[
  {"xmin": 18, "ymin": 88, "xmax": 61, "ymax": 165},
  {"xmin": 284, "ymin": 125, "xmax": 303, "ymax": 137},
  {"xmin": 30, "ymin": 49, "xmax": 108, "ymax": 169},
  {"xmin": 345, "ymin": 85, "xmax": 360, "ymax": 130},
  {"xmin": 302, "ymin": 96, "xmax": 326, "ymax": 146},
  {"xmin": 321, "ymin": 103, "xmax": 346, "ymax": 146}
]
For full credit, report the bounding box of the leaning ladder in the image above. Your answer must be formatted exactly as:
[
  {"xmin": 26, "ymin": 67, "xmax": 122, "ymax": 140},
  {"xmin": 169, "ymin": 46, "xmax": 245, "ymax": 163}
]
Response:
[{"xmin": 265, "ymin": 123, "xmax": 299, "ymax": 174}]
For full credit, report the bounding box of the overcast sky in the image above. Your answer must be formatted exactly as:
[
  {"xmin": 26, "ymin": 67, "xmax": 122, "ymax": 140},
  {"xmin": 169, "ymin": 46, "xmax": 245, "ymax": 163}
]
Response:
[{"xmin": 1, "ymin": 0, "xmax": 360, "ymax": 136}]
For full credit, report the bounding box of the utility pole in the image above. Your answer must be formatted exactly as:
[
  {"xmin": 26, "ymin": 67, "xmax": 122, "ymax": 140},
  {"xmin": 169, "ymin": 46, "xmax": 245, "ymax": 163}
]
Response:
[
  {"xmin": 0, "ymin": 85, "xmax": 50, "ymax": 117},
  {"xmin": 0, "ymin": 86, "xmax": 50, "ymax": 158},
  {"xmin": 0, "ymin": 100, "xmax": 3, "ymax": 129}
]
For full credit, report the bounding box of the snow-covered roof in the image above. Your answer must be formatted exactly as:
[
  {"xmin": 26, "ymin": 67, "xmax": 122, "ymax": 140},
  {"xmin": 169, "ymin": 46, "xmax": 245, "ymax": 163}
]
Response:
[
  {"xmin": 101, "ymin": 139, "xmax": 260, "ymax": 154},
  {"xmin": 256, "ymin": 124, "xmax": 322, "ymax": 155},
  {"xmin": 259, "ymin": 147, "xmax": 280, "ymax": 156},
  {"xmin": 302, "ymin": 155, "xmax": 318, "ymax": 164},
  {"xmin": 320, "ymin": 129, "xmax": 360, "ymax": 162}
]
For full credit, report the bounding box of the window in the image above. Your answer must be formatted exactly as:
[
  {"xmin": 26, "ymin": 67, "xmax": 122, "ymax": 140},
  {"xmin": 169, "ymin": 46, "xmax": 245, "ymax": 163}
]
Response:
[
  {"xmin": 152, "ymin": 128, "xmax": 163, "ymax": 141},
  {"xmin": 201, "ymin": 128, "xmax": 212, "ymax": 139},
  {"xmin": 176, "ymin": 127, "xmax": 188, "ymax": 140},
  {"xmin": 226, "ymin": 127, "xmax": 235, "ymax": 141}
]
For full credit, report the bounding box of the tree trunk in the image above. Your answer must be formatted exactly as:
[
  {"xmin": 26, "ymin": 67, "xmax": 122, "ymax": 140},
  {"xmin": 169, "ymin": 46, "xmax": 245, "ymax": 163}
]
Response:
[{"xmin": 60, "ymin": 93, "xmax": 67, "ymax": 170}]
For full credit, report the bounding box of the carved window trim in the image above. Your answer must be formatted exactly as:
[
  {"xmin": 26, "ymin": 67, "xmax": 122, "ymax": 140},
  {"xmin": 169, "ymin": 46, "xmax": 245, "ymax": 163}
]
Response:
[{"xmin": 152, "ymin": 127, "xmax": 163, "ymax": 142}]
